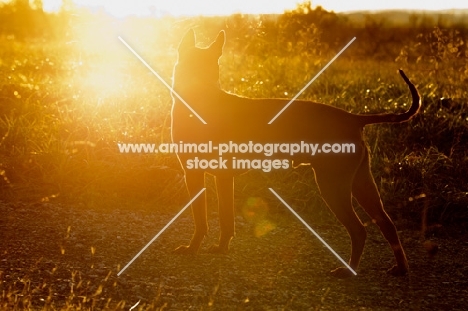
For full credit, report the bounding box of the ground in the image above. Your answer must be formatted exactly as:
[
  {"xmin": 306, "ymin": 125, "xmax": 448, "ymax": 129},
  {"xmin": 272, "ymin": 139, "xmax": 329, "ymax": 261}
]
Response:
[{"xmin": 1, "ymin": 200, "xmax": 467, "ymax": 310}]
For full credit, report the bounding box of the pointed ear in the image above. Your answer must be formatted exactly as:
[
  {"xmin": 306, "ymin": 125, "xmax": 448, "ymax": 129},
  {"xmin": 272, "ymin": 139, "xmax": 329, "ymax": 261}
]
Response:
[
  {"xmin": 179, "ymin": 29, "xmax": 195, "ymax": 52},
  {"xmin": 209, "ymin": 30, "xmax": 225, "ymax": 57}
]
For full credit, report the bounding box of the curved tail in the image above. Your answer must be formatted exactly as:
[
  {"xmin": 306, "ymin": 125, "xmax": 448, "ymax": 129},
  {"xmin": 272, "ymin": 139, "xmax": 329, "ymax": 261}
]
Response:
[{"xmin": 358, "ymin": 70, "xmax": 421, "ymax": 125}]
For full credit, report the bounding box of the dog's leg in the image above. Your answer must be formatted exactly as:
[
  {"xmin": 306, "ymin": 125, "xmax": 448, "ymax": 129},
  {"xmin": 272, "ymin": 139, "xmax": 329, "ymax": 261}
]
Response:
[
  {"xmin": 208, "ymin": 175, "xmax": 235, "ymax": 254},
  {"xmin": 174, "ymin": 172, "xmax": 207, "ymax": 255},
  {"xmin": 352, "ymin": 149, "xmax": 409, "ymax": 276},
  {"xmin": 314, "ymin": 166, "xmax": 367, "ymax": 278}
]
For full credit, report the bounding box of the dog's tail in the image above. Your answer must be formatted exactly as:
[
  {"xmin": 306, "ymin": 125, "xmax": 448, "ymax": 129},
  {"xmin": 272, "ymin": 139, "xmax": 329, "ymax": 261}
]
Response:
[{"xmin": 357, "ymin": 70, "xmax": 421, "ymax": 125}]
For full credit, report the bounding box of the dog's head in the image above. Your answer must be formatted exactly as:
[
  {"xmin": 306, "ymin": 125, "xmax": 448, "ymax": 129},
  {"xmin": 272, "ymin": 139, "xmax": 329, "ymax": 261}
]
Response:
[{"xmin": 173, "ymin": 29, "xmax": 225, "ymax": 92}]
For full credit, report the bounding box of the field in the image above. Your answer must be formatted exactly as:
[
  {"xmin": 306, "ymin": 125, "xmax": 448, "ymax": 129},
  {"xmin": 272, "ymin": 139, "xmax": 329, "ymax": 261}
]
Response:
[{"xmin": 1, "ymin": 3, "xmax": 468, "ymax": 310}]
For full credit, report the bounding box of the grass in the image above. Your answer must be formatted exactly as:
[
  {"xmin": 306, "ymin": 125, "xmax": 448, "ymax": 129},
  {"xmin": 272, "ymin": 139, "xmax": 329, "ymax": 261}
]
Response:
[
  {"xmin": 1, "ymin": 13, "xmax": 467, "ymax": 223},
  {"xmin": 0, "ymin": 9, "xmax": 468, "ymax": 309},
  {"xmin": 0, "ymin": 9, "xmax": 468, "ymax": 310}
]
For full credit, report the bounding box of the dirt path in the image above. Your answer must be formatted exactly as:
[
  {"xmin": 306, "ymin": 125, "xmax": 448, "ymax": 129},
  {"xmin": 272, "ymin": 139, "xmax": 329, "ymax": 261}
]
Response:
[{"xmin": 1, "ymin": 201, "xmax": 467, "ymax": 310}]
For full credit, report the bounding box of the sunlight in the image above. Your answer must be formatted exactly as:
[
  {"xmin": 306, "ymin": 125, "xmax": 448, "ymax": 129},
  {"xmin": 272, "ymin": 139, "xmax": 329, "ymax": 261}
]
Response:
[
  {"xmin": 42, "ymin": 0, "xmax": 303, "ymax": 17},
  {"xmin": 39, "ymin": 0, "xmax": 468, "ymax": 16},
  {"xmin": 80, "ymin": 67, "xmax": 125, "ymax": 99}
]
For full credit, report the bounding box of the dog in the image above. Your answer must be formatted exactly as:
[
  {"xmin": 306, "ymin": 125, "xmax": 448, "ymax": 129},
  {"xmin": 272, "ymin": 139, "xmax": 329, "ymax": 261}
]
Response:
[{"xmin": 171, "ymin": 29, "xmax": 420, "ymax": 278}]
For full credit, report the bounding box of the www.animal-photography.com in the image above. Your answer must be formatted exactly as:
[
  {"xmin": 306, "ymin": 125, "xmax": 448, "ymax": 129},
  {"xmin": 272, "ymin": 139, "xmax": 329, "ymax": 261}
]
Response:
[{"xmin": 1, "ymin": 0, "xmax": 467, "ymax": 310}]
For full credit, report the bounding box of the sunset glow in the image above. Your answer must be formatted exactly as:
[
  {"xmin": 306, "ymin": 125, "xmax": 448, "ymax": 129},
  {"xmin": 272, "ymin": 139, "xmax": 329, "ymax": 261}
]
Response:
[{"xmin": 38, "ymin": 0, "xmax": 468, "ymax": 17}]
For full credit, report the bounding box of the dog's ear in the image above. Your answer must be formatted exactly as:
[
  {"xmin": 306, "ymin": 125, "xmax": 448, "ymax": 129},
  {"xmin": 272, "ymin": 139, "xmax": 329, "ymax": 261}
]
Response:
[
  {"xmin": 209, "ymin": 30, "xmax": 225, "ymax": 58},
  {"xmin": 179, "ymin": 29, "xmax": 195, "ymax": 52}
]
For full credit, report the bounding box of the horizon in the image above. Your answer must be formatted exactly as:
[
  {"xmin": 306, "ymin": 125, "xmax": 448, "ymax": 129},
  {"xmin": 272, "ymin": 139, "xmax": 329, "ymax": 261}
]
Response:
[{"xmin": 2, "ymin": 0, "xmax": 465, "ymax": 17}]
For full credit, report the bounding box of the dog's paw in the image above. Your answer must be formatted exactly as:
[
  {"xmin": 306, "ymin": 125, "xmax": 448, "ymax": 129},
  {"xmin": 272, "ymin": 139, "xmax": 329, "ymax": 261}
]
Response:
[
  {"xmin": 330, "ymin": 267, "xmax": 357, "ymax": 278},
  {"xmin": 386, "ymin": 265, "xmax": 408, "ymax": 276},
  {"xmin": 173, "ymin": 245, "xmax": 198, "ymax": 255},
  {"xmin": 207, "ymin": 244, "xmax": 229, "ymax": 254}
]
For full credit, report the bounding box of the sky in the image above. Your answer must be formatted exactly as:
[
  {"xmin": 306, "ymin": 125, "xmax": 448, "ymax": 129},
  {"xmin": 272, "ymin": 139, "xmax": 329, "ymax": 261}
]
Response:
[{"xmin": 35, "ymin": 0, "xmax": 468, "ymax": 17}]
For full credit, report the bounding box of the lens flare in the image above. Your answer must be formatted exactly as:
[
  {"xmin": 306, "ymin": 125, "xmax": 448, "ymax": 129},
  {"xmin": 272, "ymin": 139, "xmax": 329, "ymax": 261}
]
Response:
[{"xmin": 242, "ymin": 197, "xmax": 276, "ymax": 237}]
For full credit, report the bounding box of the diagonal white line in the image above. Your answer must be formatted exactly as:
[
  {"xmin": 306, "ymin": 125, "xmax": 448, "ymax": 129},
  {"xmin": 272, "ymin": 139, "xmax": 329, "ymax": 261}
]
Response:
[
  {"xmin": 117, "ymin": 188, "xmax": 206, "ymax": 276},
  {"xmin": 268, "ymin": 37, "xmax": 356, "ymax": 124},
  {"xmin": 118, "ymin": 36, "xmax": 207, "ymax": 125},
  {"xmin": 129, "ymin": 300, "xmax": 140, "ymax": 310},
  {"xmin": 268, "ymin": 188, "xmax": 357, "ymax": 276}
]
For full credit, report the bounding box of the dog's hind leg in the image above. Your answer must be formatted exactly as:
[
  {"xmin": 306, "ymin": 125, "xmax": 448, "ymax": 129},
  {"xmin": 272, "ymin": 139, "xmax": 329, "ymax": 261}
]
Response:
[
  {"xmin": 314, "ymin": 166, "xmax": 367, "ymax": 278},
  {"xmin": 174, "ymin": 172, "xmax": 207, "ymax": 255},
  {"xmin": 208, "ymin": 175, "xmax": 235, "ymax": 254},
  {"xmin": 352, "ymin": 149, "xmax": 409, "ymax": 276}
]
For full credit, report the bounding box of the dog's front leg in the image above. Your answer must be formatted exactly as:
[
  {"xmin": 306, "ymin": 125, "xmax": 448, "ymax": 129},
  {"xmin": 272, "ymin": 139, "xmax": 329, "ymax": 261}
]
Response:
[
  {"xmin": 174, "ymin": 172, "xmax": 207, "ymax": 255},
  {"xmin": 208, "ymin": 175, "xmax": 234, "ymax": 254}
]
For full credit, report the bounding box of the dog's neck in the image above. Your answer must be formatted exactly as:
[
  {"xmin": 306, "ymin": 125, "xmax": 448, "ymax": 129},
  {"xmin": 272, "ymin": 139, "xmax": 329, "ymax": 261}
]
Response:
[{"xmin": 173, "ymin": 66, "xmax": 221, "ymax": 98}]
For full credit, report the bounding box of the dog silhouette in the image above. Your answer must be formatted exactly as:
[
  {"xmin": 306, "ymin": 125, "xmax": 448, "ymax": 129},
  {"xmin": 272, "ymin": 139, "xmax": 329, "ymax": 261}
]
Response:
[{"xmin": 171, "ymin": 29, "xmax": 420, "ymax": 278}]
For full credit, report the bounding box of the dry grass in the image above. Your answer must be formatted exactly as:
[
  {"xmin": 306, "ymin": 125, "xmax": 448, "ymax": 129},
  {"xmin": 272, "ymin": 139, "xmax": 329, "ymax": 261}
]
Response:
[{"xmin": 1, "ymin": 6, "xmax": 468, "ymax": 310}]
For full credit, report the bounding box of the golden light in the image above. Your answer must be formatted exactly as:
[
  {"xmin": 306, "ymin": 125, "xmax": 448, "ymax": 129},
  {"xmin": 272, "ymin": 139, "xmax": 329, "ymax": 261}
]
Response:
[
  {"xmin": 59, "ymin": 0, "xmax": 301, "ymax": 17},
  {"xmin": 40, "ymin": 0, "xmax": 468, "ymax": 17},
  {"xmin": 35, "ymin": 0, "xmax": 468, "ymax": 105},
  {"xmin": 80, "ymin": 66, "xmax": 125, "ymax": 99},
  {"xmin": 242, "ymin": 197, "xmax": 277, "ymax": 237}
]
